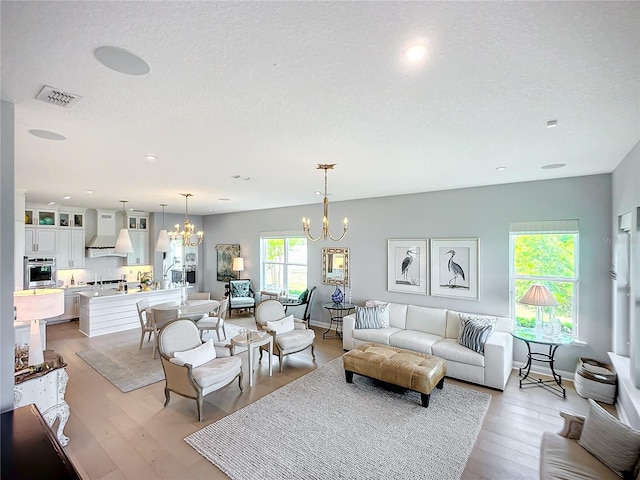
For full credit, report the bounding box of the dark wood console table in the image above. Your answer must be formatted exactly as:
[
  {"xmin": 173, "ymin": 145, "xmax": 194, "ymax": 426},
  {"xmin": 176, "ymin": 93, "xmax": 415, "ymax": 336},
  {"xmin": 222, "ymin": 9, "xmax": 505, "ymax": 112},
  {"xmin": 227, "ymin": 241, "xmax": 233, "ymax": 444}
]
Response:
[{"xmin": 1, "ymin": 404, "xmax": 81, "ymax": 479}]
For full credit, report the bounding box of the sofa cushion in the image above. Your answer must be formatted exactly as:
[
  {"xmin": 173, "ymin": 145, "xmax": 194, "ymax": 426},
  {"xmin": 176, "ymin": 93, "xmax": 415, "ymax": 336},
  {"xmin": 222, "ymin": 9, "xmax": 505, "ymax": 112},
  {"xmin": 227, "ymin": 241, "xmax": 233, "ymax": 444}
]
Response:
[
  {"xmin": 406, "ymin": 305, "xmax": 447, "ymax": 336},
  {"xmin": 192, "ymin": 355, "xmax": 242, "ymax": 389},
  {"xmin": 540, "ymin": 431, "xmax": 620, "ymax": 480},
  {"xmin": 389, "ymin": 330, "xmax": 441, "ymax": 355},
  {"xmin": 353, "ymin": 327, "xmax": 401, "ymax": 345},
  {"xmin": 431, "ymin": 338, "xmax": 485, "ymax": 367},
  {"xmin": 578, "ymin": 398, "xmax": 640, "ymax": 476},
  {"xmin": 277, "ymin": 328, "xmax": 315, "ymax": 351},
  {"xmin": 458, "ymin": 316, "xmax": 495, "ymax": 354},
  {"xmin": 367, "ymin": 301, "xmax": 407, "ymax": 329}
]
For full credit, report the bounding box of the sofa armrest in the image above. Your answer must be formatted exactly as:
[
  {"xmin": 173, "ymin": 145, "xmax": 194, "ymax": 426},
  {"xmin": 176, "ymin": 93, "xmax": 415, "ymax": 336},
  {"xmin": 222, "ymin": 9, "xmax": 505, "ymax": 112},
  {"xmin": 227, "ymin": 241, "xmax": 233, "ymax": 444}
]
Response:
[
  {"xmin": 343, "ymin": 313, "xmax": 356, "ymax": 350},
  {"xmin": 558, "ymin": 411, "xmax": 586, "ymax": 439},
  {"xmin": 482, "ymin": 331, "xmax": 513, "ymax": 390}
]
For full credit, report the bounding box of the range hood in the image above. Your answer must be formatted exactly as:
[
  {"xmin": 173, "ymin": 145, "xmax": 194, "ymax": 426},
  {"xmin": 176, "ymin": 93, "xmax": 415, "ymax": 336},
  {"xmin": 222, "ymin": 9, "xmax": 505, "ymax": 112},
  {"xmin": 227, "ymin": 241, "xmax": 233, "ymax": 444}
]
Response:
[{"xmin": 86, "ymin": 209, "xmax": 127, "ymax": 258}]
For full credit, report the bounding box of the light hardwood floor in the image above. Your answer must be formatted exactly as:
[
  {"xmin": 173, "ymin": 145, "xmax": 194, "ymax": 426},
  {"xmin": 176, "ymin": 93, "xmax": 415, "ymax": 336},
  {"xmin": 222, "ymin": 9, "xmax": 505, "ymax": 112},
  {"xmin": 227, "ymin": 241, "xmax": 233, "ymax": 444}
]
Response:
[{"xmin": 46, "ymin": 316, "xmax": 605, "ymax": 480}]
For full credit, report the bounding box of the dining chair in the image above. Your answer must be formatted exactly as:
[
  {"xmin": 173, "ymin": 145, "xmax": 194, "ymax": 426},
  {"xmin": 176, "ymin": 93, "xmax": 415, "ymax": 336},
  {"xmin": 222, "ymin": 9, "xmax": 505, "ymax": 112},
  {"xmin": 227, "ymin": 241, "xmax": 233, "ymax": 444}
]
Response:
[
  {"xmin": 150, "ymin": 307, "xmax": 179, "ymax": 358},
  {"xmin": 187, "ymin": 292, "xmax": 211, "ymax": 300},
  {"xmin": 196, "ymin": 298, "xmax": 229, "ymax": 341},
  {"xmin": 136, "ymin": 298, "xmax": 154, "ymax": 350}
]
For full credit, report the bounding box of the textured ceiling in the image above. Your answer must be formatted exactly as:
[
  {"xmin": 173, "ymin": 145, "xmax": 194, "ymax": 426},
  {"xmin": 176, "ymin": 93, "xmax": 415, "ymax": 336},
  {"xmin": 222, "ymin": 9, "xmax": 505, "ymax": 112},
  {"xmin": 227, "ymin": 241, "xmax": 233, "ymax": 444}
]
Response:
[{"xmin": 1, "ymin": 1, "xmax": 639, "ymax": 215}]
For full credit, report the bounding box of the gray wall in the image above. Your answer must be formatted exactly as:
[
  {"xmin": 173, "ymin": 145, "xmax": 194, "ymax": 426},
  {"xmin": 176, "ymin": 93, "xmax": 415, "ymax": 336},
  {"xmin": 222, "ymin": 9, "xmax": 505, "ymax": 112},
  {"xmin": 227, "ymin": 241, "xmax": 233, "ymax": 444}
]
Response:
[
  {"xmin": 202, "ymin": 174, "xmax": 612, "ymax": 372},
  {"xmin": 2, "ymin": 101, "xmax": 15, "ymax": 412},
  {"xmin": 612, "ymin": 141, "xmax": 640, "ymax": 385}
]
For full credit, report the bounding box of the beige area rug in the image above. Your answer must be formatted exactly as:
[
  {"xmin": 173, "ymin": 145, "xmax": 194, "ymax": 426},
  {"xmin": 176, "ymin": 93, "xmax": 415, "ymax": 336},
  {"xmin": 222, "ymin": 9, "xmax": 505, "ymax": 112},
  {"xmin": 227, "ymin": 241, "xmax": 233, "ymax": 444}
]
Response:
[
  {"xmin": 185, "ymin": 357, "xmax": 492, "ymax": 480},
  {"xmin": 76, "ymin": 322, "xmax": 250, "ymax": 393}
]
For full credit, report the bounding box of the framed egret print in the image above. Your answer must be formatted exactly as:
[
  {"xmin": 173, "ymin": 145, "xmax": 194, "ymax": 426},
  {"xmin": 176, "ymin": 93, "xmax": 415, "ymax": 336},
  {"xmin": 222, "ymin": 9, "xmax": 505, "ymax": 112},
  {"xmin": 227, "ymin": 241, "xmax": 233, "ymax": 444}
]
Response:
[
  {"xmin": 430, "ymin": 238, "xmax": 479, "ymax": 300},
  {"xmin": 387, "ymin": 239, "xmax": 428, "ymax": 295}
]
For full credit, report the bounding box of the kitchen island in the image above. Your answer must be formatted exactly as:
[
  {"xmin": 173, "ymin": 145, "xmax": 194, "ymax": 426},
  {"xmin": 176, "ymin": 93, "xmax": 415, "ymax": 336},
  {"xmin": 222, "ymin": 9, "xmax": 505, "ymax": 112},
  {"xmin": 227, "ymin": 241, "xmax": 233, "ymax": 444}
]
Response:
[{"xmin": 78, "ymin": 287, "xmax": 190, "ymax": 337}]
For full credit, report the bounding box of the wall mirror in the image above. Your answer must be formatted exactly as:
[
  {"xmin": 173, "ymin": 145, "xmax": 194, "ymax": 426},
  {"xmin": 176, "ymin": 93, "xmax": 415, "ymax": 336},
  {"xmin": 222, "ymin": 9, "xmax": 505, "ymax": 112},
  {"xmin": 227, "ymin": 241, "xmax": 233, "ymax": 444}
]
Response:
[{"xmin": 322, "ymin": 247, "xmax": 349, "ymax": 286}]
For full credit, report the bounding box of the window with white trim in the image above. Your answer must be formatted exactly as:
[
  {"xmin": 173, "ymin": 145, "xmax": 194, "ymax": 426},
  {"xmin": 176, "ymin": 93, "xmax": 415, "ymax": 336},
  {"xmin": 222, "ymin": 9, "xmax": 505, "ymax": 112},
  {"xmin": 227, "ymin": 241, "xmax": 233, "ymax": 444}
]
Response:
[
  {"xmin": 510, "ymin": 220, "xmax": 579, "ymax": 337},
  {"xmin": 260, "ymin": 232, "xmax": 307, "ymax": 297}
]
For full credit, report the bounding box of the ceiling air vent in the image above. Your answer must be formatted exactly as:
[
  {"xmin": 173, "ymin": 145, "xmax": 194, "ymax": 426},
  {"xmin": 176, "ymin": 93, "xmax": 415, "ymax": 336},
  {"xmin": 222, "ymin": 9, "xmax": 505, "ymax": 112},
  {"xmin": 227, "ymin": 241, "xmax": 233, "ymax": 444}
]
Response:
[{"xmin": 35, "ymin": 85, "xmax": 83, "ymax": 108}]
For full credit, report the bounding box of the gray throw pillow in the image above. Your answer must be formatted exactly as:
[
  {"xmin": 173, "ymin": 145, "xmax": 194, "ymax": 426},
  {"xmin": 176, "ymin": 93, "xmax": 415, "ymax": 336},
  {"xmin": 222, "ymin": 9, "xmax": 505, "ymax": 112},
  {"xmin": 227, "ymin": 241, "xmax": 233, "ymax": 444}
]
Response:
[
  {"xmin": 578, "ymin": 398, "xmax": 640, "ymax": 476},
  {"xmin": 355, "ymin": 306, "xmax": 382, "ymax": 329},
  {"xmin": 458, "ymin": 317, "xmax": 494, "ymax": 354}
]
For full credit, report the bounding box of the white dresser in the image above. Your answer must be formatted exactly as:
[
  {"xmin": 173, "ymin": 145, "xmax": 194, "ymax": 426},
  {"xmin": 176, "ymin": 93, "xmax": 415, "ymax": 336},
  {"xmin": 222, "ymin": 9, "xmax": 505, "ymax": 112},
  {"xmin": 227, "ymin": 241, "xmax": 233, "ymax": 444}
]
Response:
[{"xmin": 13, "ymin": 350, "xmax": 70, "ymax": 446}]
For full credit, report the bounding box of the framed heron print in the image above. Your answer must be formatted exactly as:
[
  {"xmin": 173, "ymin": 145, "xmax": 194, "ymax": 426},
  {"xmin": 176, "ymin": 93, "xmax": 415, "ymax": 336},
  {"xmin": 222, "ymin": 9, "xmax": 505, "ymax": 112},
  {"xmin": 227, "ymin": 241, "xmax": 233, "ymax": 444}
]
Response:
[
  {"xmin": 430, "ymin": 238, "xmax": 479, "ymax": 300},
  {"xmin": 387, "ymin": 239, "xmax": 428, "ymax": 295}
]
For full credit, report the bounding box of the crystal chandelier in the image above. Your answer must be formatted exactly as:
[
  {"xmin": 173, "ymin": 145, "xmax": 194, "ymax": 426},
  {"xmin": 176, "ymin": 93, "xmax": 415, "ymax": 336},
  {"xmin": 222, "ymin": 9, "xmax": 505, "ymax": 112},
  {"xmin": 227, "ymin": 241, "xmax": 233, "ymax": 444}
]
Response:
[
  {"xmin": 302, "ymin": 164, "xmax": 348, "ymax": 242},
  {"xmin": 170, "ymin": 193, "xmax": 203, "ymax": 247}
]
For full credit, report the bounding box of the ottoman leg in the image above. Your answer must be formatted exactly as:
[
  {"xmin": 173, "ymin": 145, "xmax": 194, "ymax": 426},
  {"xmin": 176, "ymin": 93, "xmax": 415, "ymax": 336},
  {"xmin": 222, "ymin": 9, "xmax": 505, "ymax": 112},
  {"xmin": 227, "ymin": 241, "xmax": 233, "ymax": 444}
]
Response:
[
  {"xmin": 421, "ymin": 393, "xmax": 430, "ymax": 408},
  {"xmin": 436, "ymin": 377, "xmax": 445, "ymax": 389},
  {"xmin": 345, "ymin": 370, "xmax": 354, "ymax": 383}
]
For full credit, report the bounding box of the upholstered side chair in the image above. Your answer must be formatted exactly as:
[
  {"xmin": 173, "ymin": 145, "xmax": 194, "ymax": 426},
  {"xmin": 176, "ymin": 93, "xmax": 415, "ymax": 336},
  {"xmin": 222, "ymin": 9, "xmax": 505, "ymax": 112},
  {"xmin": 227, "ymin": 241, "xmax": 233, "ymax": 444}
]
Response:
[
  {"xmin": 158, "ymin": 319, "xmax": 243, "ymax": 422},
  {"xmin": 255, "ymin": 299, "xmax": 315, "ymax": 372},
  {"xmin": 227, "ymin": 279, "xmax": 256, "ymax": 317}
]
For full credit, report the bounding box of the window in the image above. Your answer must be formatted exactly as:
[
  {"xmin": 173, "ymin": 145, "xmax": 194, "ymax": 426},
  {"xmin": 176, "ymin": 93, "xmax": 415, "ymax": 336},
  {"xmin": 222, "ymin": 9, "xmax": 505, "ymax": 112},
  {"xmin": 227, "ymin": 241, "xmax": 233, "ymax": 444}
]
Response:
[
  {"xmin": 261, "ymin": 233, "xmax": 307, "ymax": 297},
  {"xmin": 510, "ymin": 221, "xmax": 579, "ymax": 336}
]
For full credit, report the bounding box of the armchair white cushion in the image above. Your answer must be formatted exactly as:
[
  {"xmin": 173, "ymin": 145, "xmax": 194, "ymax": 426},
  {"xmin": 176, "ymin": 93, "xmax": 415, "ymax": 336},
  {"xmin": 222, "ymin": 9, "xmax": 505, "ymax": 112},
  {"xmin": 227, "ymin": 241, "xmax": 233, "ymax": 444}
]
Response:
[
  {"xmin": 255, "ymin": 299, "xmax": 315, "ymax": 372},
  {"xmin": 158, "ymin": 319, "xmax": 243, "ymax": 421}
]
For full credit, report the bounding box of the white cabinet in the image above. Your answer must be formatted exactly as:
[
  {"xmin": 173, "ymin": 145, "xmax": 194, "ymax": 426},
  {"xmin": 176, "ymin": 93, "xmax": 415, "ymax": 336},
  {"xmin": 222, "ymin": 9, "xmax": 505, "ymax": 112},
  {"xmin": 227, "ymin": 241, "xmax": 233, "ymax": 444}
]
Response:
[
  {"xmin": 58, "ymin": 209, "xmax": 85, "ymax": 228},
  {"xmin": 57, "ymin": 229, "xmax": 85, "ymax": 269},
  {"xmin": 126, "ymin": 230, "xmax": 150, "ymax": 266},
  {"xmin": 25, "ymin": 227, "xmax": 57, "ymax": 254},
  {"xmin": 24, "ymin": 208, "xmax": 57, "ymax": 227}
]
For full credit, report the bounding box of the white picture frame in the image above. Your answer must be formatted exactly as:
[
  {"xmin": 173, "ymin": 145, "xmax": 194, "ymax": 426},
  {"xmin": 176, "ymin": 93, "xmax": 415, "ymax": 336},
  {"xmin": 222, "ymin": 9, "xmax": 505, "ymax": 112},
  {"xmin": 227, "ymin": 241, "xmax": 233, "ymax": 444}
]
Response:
[
  {"xmin": 430, "ymin": 238, "xmax": 479, "ymax": 300},
  {"xmin": 387, "ymin": 239, "xmax": 428, "ymax": 295}
]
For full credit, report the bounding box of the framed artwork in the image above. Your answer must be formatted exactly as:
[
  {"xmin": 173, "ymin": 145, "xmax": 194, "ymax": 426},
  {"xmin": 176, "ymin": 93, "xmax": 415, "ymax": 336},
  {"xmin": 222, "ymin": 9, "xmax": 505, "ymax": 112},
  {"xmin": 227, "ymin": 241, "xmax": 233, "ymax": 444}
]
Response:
[
  {"xmin": 216, "ymin": 244, "xmax": 240, "ymax": 281},
  {"xmin": 430, "ymin": 238, "xmax": 479, "ymax": 300},
  {"xmin": 387, "ymin": 239, "xmax": 428, "ymax": 295}
]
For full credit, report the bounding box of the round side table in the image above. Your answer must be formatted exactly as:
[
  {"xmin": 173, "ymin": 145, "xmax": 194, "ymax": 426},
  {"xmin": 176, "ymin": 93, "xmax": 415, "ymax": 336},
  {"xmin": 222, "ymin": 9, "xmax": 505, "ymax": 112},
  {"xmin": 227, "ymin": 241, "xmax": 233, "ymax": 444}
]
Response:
[{"xmin": 322, "ymin": 302, "xmax": 356, "ymax": 339}]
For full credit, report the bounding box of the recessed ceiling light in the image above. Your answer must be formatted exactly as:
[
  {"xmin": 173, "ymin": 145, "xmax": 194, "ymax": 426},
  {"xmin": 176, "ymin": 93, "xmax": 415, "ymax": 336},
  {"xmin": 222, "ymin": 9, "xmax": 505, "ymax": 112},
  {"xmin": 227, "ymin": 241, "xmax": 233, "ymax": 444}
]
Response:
[
  {"xmin": 145, "ymin": 155, "xmax": 157, "ymax": 161},
  {"xmin": 28, "ymin": 129, "xmax": 66, "ymax": 141},
  {"xmin": 541, "ymin": 163, "xmax": 566, "ymax": 169},
  {"xmin": 315, "ymin": 191, "xmax": 322, "ymax": 195},
  {"xmin": 94, "ymin": 46, "xmax": 150, "ymax": 76},
  {"xmin": 85, "ymin": 189, "xmax": 95, "ymax": 194},
  {"xmin": 48, "ymin": 201, "xmax": 56, "ymax": 205},
  {"xmin": 403, "ymin": 44, "xmax": 428, "ymax": 62},
  {"xmin": 496, "ymin": 166, "xmax": 507, "ymax": 171},
  {"xmin": 63, "ymin": 195, "xmax": 72, "ymax": 200},
  {"xmin": 547, "ymin": 120, "xmax": 558, "ymax": 128}
]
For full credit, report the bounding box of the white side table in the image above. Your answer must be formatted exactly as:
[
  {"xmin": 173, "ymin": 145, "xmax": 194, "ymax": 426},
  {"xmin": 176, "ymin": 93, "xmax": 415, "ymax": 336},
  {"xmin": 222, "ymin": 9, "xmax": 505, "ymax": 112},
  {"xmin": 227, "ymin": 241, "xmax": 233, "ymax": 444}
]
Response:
[
  {"xmin": 231, "ymin": 332, "xmax": 273, "ymax": 387},
  {"xmin": 14, "ymin": 350, "xmax": 70, "ymax": 446}
]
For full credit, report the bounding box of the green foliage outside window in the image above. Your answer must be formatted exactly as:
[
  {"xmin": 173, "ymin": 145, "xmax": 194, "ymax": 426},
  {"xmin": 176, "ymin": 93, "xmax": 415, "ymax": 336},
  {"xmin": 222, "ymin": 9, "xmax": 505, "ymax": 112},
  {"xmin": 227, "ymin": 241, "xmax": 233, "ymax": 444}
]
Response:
[{"xmin": 513, "ymin": 233, "xmax": 577, "ymax": 334}]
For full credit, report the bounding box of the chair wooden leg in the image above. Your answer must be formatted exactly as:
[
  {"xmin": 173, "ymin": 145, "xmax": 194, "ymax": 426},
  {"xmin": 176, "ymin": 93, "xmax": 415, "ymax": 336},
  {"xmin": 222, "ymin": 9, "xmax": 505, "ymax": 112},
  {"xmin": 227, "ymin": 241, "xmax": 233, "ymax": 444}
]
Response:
[
  {"xmin": 238, "ymin": 371, "xmax": 243, "ymax": 391},
  {"xmin": 196, "ymin": 395, "xmax": 204, "ymax": 422},
  {"xmin": 279, "ymin": 352, "xmax": 284, "ymax": 373},
  {"xmin": 164, "ymin": 388, "xmax": 170, "ymax": 407},
  {"xmin": 139, "ymin": 332, "xmax": 144, "ymax": 350},
  {"xmin": 311, "ymin": 343, "xmax": 316, "ymax": 359}
]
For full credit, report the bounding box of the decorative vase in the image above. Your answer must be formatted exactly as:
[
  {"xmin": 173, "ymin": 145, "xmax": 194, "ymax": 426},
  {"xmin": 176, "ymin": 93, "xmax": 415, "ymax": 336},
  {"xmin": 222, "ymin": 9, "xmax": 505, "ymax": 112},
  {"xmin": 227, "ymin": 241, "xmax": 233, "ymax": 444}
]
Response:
[{"xmin": 331, "ymin": 286, "xmax": 344, "ymax": 304}]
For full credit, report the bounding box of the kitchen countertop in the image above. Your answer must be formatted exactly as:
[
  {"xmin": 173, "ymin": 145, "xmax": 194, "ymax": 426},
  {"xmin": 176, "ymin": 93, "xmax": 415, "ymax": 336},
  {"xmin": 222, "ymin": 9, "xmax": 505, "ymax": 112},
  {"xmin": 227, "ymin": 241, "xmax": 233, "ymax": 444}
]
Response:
[{"xmin": 77, "ymin": 285, "xmax": 191, "ymax": 299}]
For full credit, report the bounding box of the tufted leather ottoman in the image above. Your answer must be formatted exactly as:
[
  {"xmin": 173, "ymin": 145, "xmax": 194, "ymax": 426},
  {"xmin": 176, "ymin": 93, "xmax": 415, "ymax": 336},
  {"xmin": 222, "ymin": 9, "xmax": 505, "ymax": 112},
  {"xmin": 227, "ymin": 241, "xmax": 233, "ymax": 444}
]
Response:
[{"xmin": 343, "ymin": 343, "xmax": 446, "ymax": 407}]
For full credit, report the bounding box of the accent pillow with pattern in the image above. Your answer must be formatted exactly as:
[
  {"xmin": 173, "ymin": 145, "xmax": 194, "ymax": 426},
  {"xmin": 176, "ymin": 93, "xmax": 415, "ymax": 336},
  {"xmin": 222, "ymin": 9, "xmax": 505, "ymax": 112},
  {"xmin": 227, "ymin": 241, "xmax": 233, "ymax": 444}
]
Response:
[
  {"xmin": 355, "ymin": 306, "xmax": 382, "ymax": 329},
  {"xmin": 364, "ymin": 301, "xmax": 390, "ymax": 328},
  {"xmin": 458, "ymin": 316, "xmax": 495, "ymax": 354},
  {"xmin": 232, "ymin": 281, "xmax": 250, "ymax": 297}
]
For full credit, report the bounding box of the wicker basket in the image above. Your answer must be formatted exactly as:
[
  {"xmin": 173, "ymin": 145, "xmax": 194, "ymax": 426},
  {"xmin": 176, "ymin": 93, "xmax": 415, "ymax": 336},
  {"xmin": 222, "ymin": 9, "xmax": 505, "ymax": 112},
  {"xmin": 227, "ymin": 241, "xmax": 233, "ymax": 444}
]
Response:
[{"xmin": 574, "ymin": 357, "xmax": 617, "ymax": 404}]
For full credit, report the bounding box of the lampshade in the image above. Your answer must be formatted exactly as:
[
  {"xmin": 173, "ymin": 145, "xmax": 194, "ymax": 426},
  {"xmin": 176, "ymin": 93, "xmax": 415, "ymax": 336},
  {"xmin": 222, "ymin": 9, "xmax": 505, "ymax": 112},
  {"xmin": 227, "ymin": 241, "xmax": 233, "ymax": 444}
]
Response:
[
  {"xmin": 14, "ymin": 288, "xmax": 64, "ymax": 366},
  {"xmin": 115, "ymin": 200, "xmax": 134, "ymax": 253},
  {"xmin": 232, "ymin": 257, "xmax": 244, "ymax": 272},
  {"xmin": 518, "ymin": 284, "xmax": 559, "ymax": 306},
  {"xmin": 155, "ymin": 229, "xmax": 171, "ymax": 252}
]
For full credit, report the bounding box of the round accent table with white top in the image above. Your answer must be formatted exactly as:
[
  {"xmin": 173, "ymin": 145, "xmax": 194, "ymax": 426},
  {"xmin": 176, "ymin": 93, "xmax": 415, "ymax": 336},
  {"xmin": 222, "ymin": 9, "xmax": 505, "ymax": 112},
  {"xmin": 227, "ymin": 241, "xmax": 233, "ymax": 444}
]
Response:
[
  {"xmin": 231, "ymin": 331, "xmax": 273, "ymax": 387},
  {"xmin": 511, "ymin": 327, "xmax": 574, "ymax": 398}
]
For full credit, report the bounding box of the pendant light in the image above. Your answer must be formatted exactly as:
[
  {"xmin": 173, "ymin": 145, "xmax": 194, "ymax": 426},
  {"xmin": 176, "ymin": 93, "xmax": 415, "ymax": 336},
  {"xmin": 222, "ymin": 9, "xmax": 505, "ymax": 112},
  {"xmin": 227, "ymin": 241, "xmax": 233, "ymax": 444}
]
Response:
[
  {"xmin": 155, "ymin": 203, "xmax": 171, "ymax": 253},
  {"xmin": 114, "ymin": 200, "xmax": 133, "ymax": 253}
]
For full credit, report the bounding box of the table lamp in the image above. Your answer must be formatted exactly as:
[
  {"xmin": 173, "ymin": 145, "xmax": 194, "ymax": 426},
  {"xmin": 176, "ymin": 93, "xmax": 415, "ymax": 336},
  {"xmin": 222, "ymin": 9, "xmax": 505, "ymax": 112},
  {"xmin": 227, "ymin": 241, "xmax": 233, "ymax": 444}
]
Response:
[
  {"xmin": 518, "ymin": 284, "xmax": 559, "ymax": 334},
  {"xmin": 232, "ymin": 257, "xmax": 244, "ymax": 280},
  {"xmin": 14, "ymin": 288, "xmax": 64, "ymax": 366}
]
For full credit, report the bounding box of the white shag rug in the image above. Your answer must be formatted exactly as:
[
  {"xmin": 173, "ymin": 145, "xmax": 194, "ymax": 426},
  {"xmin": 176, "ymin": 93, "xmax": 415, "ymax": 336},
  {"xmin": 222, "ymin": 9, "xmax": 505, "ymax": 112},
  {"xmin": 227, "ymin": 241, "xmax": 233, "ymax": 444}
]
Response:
[{"xmin": 185, "ymin": 356, "xmax": 491, "ymax": 479}]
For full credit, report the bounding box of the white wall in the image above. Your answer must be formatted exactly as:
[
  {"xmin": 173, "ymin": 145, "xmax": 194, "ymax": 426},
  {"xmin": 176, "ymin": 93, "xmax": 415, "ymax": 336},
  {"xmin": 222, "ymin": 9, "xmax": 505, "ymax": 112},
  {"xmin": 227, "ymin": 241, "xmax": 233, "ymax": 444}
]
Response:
[
  {"xmin": 1, "ymin": 101, "xmax": 16, "ymax": 412},
  {"xmin": 202, "ymin": 173, "xmax": 612, "ymax": 372}
]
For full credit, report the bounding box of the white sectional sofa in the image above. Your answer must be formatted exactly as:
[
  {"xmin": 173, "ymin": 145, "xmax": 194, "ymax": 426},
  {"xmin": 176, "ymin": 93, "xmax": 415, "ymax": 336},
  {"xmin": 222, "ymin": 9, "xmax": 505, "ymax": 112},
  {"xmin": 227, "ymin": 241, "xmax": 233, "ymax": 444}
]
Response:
[{"xmin": 342, "ymin": 301, "xmax": 514, "ymax": 390}]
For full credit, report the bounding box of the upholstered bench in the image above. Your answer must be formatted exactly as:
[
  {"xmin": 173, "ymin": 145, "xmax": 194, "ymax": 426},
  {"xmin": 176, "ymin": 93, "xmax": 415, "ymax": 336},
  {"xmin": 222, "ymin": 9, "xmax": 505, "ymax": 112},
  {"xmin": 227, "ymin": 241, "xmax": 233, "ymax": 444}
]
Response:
[{"xmin": 343, "ymin": 343, "xmax": 446, "ymax": 407}]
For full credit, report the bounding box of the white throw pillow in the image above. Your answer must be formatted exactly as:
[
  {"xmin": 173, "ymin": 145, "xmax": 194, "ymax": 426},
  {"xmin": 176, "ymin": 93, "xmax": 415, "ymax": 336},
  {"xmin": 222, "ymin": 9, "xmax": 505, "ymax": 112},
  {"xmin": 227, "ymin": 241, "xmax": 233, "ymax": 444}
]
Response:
[
  {"xmin": 578, "ymin": 398, "xmax": 640, "ymax": 476},
  {"xmin": 267, "ymin": 315, "xmax": 295, "ymax": 334},
  {"xmin": 173, "ymin": 338, "xmax": 216, "ymax": 367}
]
